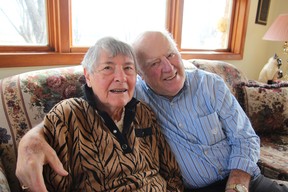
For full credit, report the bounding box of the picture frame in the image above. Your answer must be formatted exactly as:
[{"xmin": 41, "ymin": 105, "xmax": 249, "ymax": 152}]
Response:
[{"xmin": 255, "ymin": 0, "xmax": 271, "ymax": 25}]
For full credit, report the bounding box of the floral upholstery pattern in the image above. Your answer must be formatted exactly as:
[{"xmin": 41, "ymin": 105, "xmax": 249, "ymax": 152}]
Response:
[
  {"xmin": 235, "ymin": 80, "xmax": 288, "ymax": 180},
  {"xmin": 235, "ymin": 81, "xmax": 288, "ymax": 134},
  {"xmin": 258, "ymin": 139, "xmax": 288, "ymax": 181},
  {"xmin": 189, "ymin": 59, "xmax": 249, "ymax": 96},
  {"xmin": 0, "ymin": 60, "xmax": 287, "ymax": 191},
  {"xmin": 0, "ymin": 158, "xmax": 10, "ymax": 192},
  {"xmin": 0, "ymin": 65, "xmax": 85, "ymax": 191}
]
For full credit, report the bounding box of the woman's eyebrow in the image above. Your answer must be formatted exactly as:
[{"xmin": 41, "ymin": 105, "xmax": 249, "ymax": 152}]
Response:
[{"xmin": 98, "ymin": 60, "xmax": 114, "ymax": 65}]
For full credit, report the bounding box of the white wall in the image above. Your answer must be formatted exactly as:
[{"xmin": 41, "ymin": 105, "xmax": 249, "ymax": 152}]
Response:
[{"xmin": 1, "ymin": 0, "xmax": 288, "ymax": 80}]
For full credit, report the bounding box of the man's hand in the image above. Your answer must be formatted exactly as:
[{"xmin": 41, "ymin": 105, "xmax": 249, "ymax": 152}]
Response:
[
  {"xmin": 16, "ymin": 122, "xmax": 68, "ymax": 192},
  {"xmin": 226, "ymin": 169, "xmax": 250, "ymax": 192}
]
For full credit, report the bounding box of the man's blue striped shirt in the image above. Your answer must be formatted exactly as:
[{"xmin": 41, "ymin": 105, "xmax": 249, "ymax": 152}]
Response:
[{"xmin": 134, "ymin": 69, "xmax": 261, "ymax": 188}]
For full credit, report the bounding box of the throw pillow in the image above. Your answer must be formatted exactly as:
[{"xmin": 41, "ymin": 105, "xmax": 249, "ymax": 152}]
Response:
[{"xmin": 235, "ymin": 81, "xmax": 288, "ymax": 135}]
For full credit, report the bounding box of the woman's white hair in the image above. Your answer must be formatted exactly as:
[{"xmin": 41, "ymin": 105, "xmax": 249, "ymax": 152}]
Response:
[{"xmin": 82, "ymin": 37, "xmax": 137, "ymax": 74}]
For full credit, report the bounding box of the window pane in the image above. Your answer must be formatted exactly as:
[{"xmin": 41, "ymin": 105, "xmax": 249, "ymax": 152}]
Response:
[
  {"xmin": 181, "ymin": 0, "xmax": 233, "ymax": 50},
  {"xmin": 71, "ymin": 0, "xmax": 166, "ymax": 46},
  {"xmin": 0, "ymin": 0, "xmax": 47, "ymax": 46}
]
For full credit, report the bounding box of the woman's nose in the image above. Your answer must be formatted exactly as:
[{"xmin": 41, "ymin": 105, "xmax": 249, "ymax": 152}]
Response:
[{"xmin": 114, "ymin": 68, "xmax": 126, "ymax": 82}]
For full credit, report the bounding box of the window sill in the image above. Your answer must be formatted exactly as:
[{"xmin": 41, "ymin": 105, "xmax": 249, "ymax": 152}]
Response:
[
  {"xmin": 0, "ymin": 51, "xmax": 242, "ymax": 68},
  {"xmin": 0, "ymin": 53, "xmax": 84, "ymax": 67},
  {"xmin": 181, "ymin": 51, "xmax": 243, "ymax": 60}
]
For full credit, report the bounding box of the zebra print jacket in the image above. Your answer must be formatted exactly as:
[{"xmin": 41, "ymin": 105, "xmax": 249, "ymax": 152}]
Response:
[{"xmin": 43, "ymin": 85, "xmax": 183, "ymax": 192}]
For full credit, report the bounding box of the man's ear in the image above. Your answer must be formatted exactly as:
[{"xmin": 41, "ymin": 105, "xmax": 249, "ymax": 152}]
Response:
[{"xmin": 83, "ymin": 68, "xmax": 92, "ymax": 87}]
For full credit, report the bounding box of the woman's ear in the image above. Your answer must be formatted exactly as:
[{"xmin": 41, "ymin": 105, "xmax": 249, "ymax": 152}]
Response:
[{"xmin": 83, "ymin": 68, "xmax": 92, "ymax": 87}]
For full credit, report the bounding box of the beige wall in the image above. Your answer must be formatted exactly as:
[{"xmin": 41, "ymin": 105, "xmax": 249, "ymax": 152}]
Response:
[
  {"xmin": 1, "ymin": 0, "xmax": 288, "ymax": 80},
  {"xmin": 0, "ymin": 65, "xmax": 71, "ymax": 79},
  {"xmin": 227, "ymin": 0, "xmax": 288, "ymax": 80}
]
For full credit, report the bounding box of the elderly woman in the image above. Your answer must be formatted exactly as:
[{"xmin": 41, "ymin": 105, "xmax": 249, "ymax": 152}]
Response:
[{"xmin": 41, "ymin": 37, "xmax": 183, "ymax": 192}]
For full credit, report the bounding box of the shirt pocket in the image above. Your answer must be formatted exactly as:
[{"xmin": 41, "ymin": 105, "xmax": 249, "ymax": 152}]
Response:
[
  {"xmin": 196, "ymin": 112, "xmax": 226, "ymax": 146},
  {"xmin": 135, "ymin": 127, "xmax": 152, "ymax": 137}
]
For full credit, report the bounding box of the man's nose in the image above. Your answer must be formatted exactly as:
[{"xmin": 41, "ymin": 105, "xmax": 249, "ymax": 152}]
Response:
[{"xmin": 161, "ymin": 56, "xmax": 173, "ymax": 72}]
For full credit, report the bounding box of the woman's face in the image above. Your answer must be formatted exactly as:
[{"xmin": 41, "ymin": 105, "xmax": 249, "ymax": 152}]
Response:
[{"xmin": 85, "ymin": 51, "xmax": 137, "ymax": 114}]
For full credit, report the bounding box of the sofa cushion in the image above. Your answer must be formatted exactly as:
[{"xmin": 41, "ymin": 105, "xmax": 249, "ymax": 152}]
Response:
[
  {"xmin": 258, "ymin": 138, "xmax": 288, "ymax": 181},
  {"xmin": 235, "ymin": 81, "xmax": 288, "ymax": 135},
  {"xmin": 189, "ymin": 59, "xmax": 249, "ymax": 96}
]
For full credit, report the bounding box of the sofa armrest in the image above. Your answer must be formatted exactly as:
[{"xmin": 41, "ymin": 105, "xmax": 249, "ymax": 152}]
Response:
[
  {"xmin": 234, "ymin": 80, "xmax": 288, "ymax": 134},
  {"xmin": 0, "ymin": 157, "xmax": 11, "ymax": 192},
  {"xmin": 235, "ymin": 80, "xmax": 288, "ymax": 181}
]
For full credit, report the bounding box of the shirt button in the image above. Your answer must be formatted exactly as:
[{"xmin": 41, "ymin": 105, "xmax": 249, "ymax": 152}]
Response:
[
  {"xmin": 179, "ymin": 123, "xmax": 183, "ymax": 128},
  {"xmin": 211, "ymin": 128, "xmax": 218, "ymax": 134},
  {"xmin": 113, "ymin": 130, "xmax": 117, "ymax": 134},
  {"xmin": 204, "ymin": 150, "xmax": 208, "ymax": 155},
  {"xmin": 218, "ymin": 169, "xmax": 223, "ymax": 174},
  {"xmin": 122, "ymin": 144, "xmax": 128, "ymax": 150}
]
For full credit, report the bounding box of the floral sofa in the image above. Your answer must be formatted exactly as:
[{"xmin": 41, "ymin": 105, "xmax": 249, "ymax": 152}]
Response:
[{"xmin": 0, "ymin": 59, "xmax": 287, "ymax": 191}]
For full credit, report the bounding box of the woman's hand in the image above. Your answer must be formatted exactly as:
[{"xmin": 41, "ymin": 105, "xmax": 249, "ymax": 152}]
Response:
[{"xmin": 15, "ymin": 122, "xmax": 68, "ymax": 192}]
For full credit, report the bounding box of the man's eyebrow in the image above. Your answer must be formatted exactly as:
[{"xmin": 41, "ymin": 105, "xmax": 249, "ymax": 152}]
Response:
[
  {"xmin": 146, "ymin": 57, "xmax": 160, "ymax": 64},
  {"xmin": 167, "ymin": 47, "xmax": 176, "ymax": 53}
]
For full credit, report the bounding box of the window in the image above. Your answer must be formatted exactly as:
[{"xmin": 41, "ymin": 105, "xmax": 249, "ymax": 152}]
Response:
[
  {"xmin": 71, "ymin": 0, "xmax": 166, "ymax": 47},
  {"xmin": 0, "ymin": 0, "xmax": 249, "ymax": 67},
  {"xmin": 181, "ymin": 0, "xmax": 233, "ymax": 50},
  {"xmin": 0, "ymin": 0, "xmax": 47, "ymax": 46}
]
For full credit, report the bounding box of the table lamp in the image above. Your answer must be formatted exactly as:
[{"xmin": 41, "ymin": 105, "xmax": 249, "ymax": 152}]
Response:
[{"xmin": 263, "ymin": 13, "xmax": 288, "ymax": 54}]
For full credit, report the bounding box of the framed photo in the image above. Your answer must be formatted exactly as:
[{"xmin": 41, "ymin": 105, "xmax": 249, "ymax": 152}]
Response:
[{"xmin": 255, "ymin": 0, "xmax": 271, "ymax": 25}]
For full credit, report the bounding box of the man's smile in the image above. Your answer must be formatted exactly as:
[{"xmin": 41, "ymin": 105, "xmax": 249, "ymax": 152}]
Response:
[{"xmin": 164, "ymin": 72, "xmax": 177, "ymax": 81}]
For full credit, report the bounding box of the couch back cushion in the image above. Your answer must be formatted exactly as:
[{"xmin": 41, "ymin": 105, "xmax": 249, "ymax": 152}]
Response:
[{"xmin": 187, "ymin": 59, "xmax": 249, "ymax": 96}]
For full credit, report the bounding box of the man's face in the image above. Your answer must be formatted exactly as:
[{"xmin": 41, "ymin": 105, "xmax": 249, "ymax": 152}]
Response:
[{"xmin": 137, "ymin": 33, "xmax": 186, "ymax": 98}]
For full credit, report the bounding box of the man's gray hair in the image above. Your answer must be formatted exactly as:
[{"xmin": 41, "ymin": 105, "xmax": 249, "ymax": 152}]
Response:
[{"xmin": 131, "ymin": 30, "xmax": 178, "ymax": 71}]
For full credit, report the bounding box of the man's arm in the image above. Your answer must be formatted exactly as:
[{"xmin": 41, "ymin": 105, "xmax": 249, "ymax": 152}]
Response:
[
  {"xmin": 213, "ymin": 77, "xmax": 257, "ymax": 192},
  {"xmin": 225, "ymin": 169, "xmax": 250, "ymax": 192},
  {"xmin": 154, "ymin": 118, "xmax": 183, "ymax": 192},
  {"xmin": 16, "ymin": 121, "xmax": 68, "ymax": 192}
]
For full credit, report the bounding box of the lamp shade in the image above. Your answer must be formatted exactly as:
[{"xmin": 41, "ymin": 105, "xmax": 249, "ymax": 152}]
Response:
[{"xmin": 263, "ymin": 13, "xmax": 288, "ymax": 41}]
